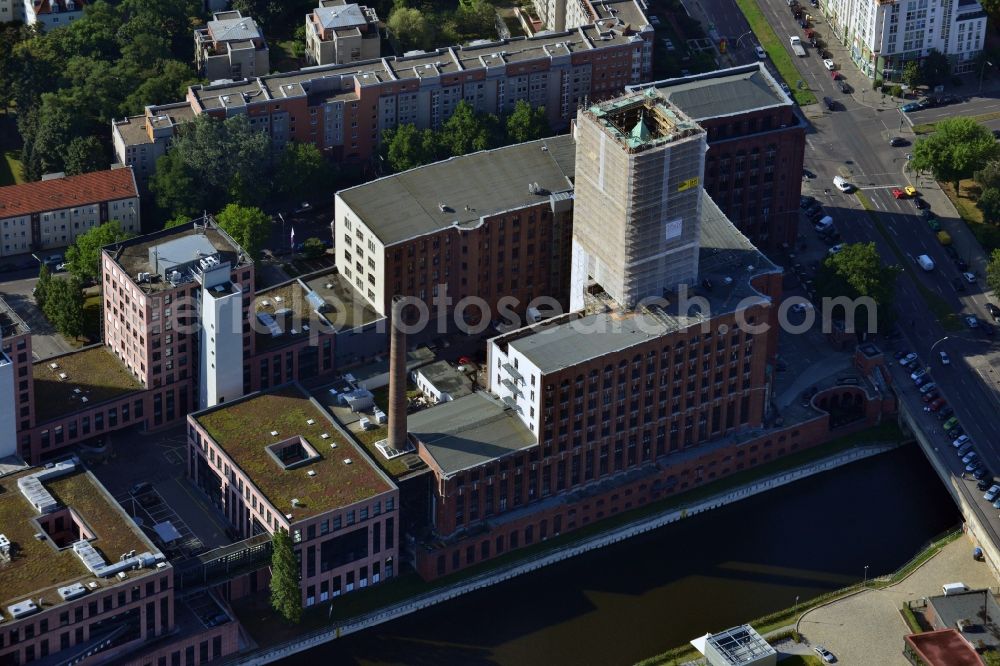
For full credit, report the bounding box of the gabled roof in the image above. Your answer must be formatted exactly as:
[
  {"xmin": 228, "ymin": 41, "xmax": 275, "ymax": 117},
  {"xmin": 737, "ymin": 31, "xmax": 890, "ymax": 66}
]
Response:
[{"xmin": 0, "ymin": 169, "xmax": 138, "ymax": 219}]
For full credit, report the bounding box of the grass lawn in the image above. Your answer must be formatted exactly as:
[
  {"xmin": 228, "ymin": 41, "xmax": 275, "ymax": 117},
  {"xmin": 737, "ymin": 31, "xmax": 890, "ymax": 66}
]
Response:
[
  {"xmin": 0, "ymin": 110, "xmax": 25, "ymax": 187},
  {"xmin": 940, "ymin": 180, "xmax": 1000, "ymax": 254},
  {"xmin": 778, "ymin": 656, "xmax": 824, "ymax": 666},
  {"xmin": 733, "ymin": 0, "xmax": 816, "ymax": 106},
  {"xmin": 855, "ymin": 191, "xmax": 962, "ymax": 331},
  {"xmin": 913, "ymin": 109, "xmax": 1000, "ymax": 135}
]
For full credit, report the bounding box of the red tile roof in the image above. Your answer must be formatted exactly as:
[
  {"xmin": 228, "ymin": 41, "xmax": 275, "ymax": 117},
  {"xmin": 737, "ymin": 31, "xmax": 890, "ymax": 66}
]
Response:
[
  {"xmin": 32, "ymin": 0, "xmax": 86, "ymax": 15},
  {"xmin": 906, "ymin": 629, "xmax": 982, "ymax": 666},
  {"xmin": 0, "ymin": 169, "xmax": 138, "ymax": 219}
]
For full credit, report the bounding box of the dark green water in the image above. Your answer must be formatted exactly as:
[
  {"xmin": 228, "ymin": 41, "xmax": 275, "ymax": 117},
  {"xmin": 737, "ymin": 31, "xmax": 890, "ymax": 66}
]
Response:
[{"xmin": 284, "ymin": 444, "xmax": 959, "ymax": 666}]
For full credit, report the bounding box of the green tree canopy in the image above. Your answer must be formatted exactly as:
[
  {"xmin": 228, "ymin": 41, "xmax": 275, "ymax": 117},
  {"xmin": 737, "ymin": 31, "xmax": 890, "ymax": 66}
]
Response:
[
  {"xmin": 910, "ymin": 117, "xmax": 999, "ymax": 193},
  {"xmin": 275, "ymin": 142, "xmax": 333, "ymax": 203},
  {"xmin": 817, "ymin": 242, "xmax": 899, "ymax": 332},
  {"xmin": 921, "ymin": 49, "xmax": 950, "ymax": 87},
  {"xmin": 270, "ymin": 529, "xmax": 302, "ymax": 624},
  {"xmin": 388, "ymin": 7, "xmax": 435, "ymax": 52},
  {"xmin": 987, "ymin": 249, "xmax": 1000, "ymax": 296},
  {"xmin": 65, "ymin": 221, "xmax": 135, "ymax": 283},
  {"xmin": 64, "ymin": 136, "xmax": 108, "ymax": 176},
  {"xmin": 302, "ymin": 237, "xmax": 326, "ymax": 259},
  {"xmin": 215, "ymin": 203, "xmax": 270, "ymax": 261},
  {"xmin": 506, "ymin": 100, "xmax": 550, "ymax": 144},
  {"xmin": 976, "ymin": 159, "xmax": 1000, "ymax": 191},
  {"xmin": 43, "ymin": 277, "xmax": 86, "ymax": 340},
  {"xmin": 383, "ymin": 123, "xmax": 440, "ymax": 172},
  {"xmin": 441, "ymin": 100, "xmax": 497, "ymax": 156},
  {"xmin": 979, "ymin": 187, "xmax": 1000, "ymax": 225},
  {"xmin": 35, "ymin": 263, "xmax": 52, "ymax": 311},
  {"xmin": 902, "ymin": 60, "xmax": 923, "ymax": 88}
]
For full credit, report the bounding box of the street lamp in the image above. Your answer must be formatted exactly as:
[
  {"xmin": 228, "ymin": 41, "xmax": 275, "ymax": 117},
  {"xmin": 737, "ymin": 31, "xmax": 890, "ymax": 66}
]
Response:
[
  {"xmin": 980, "ymin": 60, "xmax": 994, "ymax": 93},
  {"xmin": 794, "ymin": 595, "xmax": 800, "ymax": 616},
  {"xmin": 863, "ymin": 564, "xmax": 869, "ymax": 587}
]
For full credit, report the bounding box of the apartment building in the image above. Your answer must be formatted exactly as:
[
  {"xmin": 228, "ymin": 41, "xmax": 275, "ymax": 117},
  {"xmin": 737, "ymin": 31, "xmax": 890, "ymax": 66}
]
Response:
[
  {"xmin": 112, "ymin": 104, "xmax": 195, "ymax": 193},
  {"xmin": 195, "ymin": 10, "xmax": 270, "ymax": 82},
  {"xmin": 113, "ymin": 20, "xmax": 654, "ymax": 177},
  {"xmin": 826, "ymin": 0, "xmax": 987, "ymax": 79},
  {"xmin": 305, "ymin": 0, "xmax": 381, "ymax": 66},
  {"xmin": 22, "ymin": 0, "xmax": 84, "ymax": 28},
  {"xmin": 334, "ymin": 135, "xmax": 576, "ymax": 319},
  {"xmin": 0, "ymin": 0, "xmax": 24, "ymax": 23},
  {"xmin": 534, "ymin": 0, "xmax": 650, "ymax": 34},
  {"xmin": 0, "ymin": 300, "xmax": 30, "ymax": 458},
  {"xmin": 0, "ymin": 169, "xmax": 139, "ymax": 258},
  {"xmin": 188, "ymin": 384, "xmax": 400, "ymax": 607},
  {"xmin": 631, "ymin": 64, "xmax": 807, "ymax": 252}
]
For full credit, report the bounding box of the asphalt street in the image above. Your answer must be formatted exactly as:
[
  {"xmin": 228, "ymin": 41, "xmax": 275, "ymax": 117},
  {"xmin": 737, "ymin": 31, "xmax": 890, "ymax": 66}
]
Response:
[{"xmin": 733, "ymin": 0, "xmax": 1000, "ymax": 533}]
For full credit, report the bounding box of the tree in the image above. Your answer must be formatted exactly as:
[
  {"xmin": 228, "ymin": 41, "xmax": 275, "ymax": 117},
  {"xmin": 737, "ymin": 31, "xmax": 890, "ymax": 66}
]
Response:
[
  {"xmin": 454, "ymin": 0, "xmax": 496, "ymax": 39},
  {"xmin": 979, "ymin": 187, "xmax": 1000, "ymax": 224},
  {"xmin": 910, "ymin": 117, "xmax": 999, "ymax": 194},
  {"xmin": 35, "ymin": 264, "xmax": 52, "ymax": 311},
  {"xmin": 270, "ymin": 529, "xmax": 302, "ymax": 624},
  {"xmin": 275, "ymin": 142, "xmax": 333, "ymax": 202},
  {"xmin": 988, "ymin": 249, "xmax": 1000, "ymax": 296},
  {"xmin": 383, "ymin": 123, "xmax": 438, "ymax": 172},
  {"xmin": 388, "ymin": 7, "xmax": 435, "ymax": 52},
  {"xmin": 440, "ymin": 100, "xmax": 495, "ymax": 156},
  {"xmin": 164, "ymin": 214, "xmax": 191, "ymax": 229},
  {"xmin": 64, "ymin": 136, "xmax": 108, "ymax": 176},
  {"xmin": 302, "ymin": 237, "xmax": 326, "ymax": 259},
  {"xmin": 922, "ymin": 49, "xmax": 950, "ymax": 87},
  {"xmin": 506, "ymin": 100, "xmax": 550, "ymax": 144},
  {"xmin": 292, "ymin": 24, "xmax": 307, "ymax": 58},
  {"xmin": 43, "ymin": 277, "xmax": 85, "ymax": 340},
  {"xmin": 901, "ymin": 60, "xmax": 923, "ymax": 88},
  {"xmin": 65, "ymin": 221, "xmax": 134, "ymax": 283},
  {"xmin": 150, "ymin": 150, "xmax": 202, "ymax": 219},
  {"xmin": 976, "ymin": 159, "xmax": 1000, "ymax": 191},
  {"xmin": 817, "ymin": 242, "xmax": 899, "ymax": 332},
  {"xmin": 215, "ymin": 203, "xmax": 270, "ymax": 260},
  {"xmin": 983, "ymin": 650, "xmax": 1000, "ymax": 666}
]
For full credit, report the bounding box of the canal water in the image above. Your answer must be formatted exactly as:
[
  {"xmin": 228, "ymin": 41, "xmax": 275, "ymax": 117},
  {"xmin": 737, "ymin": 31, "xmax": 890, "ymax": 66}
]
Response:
[{"xmin": 284, "ymin": 443, "xmax": 959, "ymax": 666}]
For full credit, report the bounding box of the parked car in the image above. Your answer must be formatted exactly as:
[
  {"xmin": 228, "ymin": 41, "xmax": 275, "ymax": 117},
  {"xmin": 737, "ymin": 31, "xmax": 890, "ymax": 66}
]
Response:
[
  {"xmin": 910, "ymin": 367, "xmax": 929, "ymax": 381},
  {"xmin": 892, "ymin": 188, "xmax": 905, "ymax": 199},
  {"xmin": 755, "ymin": 45, "xmax": 766, "ymax": 59},
  {"xmin": 823, "ymin": 58, "xmax": 836, "ymax": 70},
  {"xmin": 963, "ymin": 271, "xmax": 977, "ymax": 283},
  {"xmin": 129, "ymin": 481, "xmax": 153, "ymax": 496},
  {"xmin": 944, "ymin": 417, "xmax": 960, "ymax": 431},
  {"xmin": 914, "ymin": 375, "xmax": 931, "ymax": 388},
  {"xmin": 979, "ymin": 478, "xmax": 994, "ymax": 491},
  {"xmin": 939, "ymin": 351, "xmax": 950, "ymax": 365},
  {"xmin": 899, "ymin": 352, "xmax": 918, "ymax": 367},
  {"xmin": 922, "ymin": 390, "xmax": 940, "ymax": 403},
  {"xmin": 889, "ymin": 136, "xmax": 908, "ymax": 147},
  {"xmin": 928, "ymin": 218, "xmax": 942, "ymax": 232},
  {"xmin": 983, "ymin": 485, "xmax": 1000, "ymax": 502},
  {"xmin": 953, "ymin": 435, "xmax": 971, "ymax": 449},
  {"xmin": 919, "ymin": 382, "xmax": 937, "ymax": 395},
  {"xmin": 814, "ymin": 646, "xmax": 836, "ymax": 663},
  {"xmin": 905, "ymin": 185, "xmax": 918, "ymax": 196},
  {"xmin": 979, "ymin": 468, "xmax": 994, "ymax": 482},
  {"xmin": 838, "ymin": 81, "xmax": 851, "ymax": 94},
  {"xmin": 824, "ymin": 96, "xmax": 836, "ymax": 111},
  {"xmin": 927, "ymin": 397, "xmax": 947, "ymax": 411},
  {"xmin": 938, "ymin": 406, "xmax": 955, "ymax": 420},
  {"xmin": 962, "ymin": 450, "xmax": 978, "ymax": 464},
  {"xmin": 965, "ymin": 315, "xmax": 981, "ymax": 329},
  {"xmin": 902, "ymin": 102, "xmax": 922, "ymax": 112},
  {"xmin": 985, "ymin": 302, "xmax": 1000, "ymax": 321},
  {"xmin": 914, "ymin": 198, "xmax": 929, "ymax": 209}
]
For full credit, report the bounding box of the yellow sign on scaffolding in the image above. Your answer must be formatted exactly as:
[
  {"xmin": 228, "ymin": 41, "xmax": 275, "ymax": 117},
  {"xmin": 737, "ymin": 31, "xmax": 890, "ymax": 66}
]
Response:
[{"xmin": 678, "ymin": 176, "xmax": 700, "ymax": 192}]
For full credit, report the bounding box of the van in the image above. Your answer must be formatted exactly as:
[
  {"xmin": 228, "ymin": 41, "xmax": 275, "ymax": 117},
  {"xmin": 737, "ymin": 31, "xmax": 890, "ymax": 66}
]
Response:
[
  {"xmin": 937, "ymin": 231, "xmax": 952, "ymax": 245},
  {"xmin": 942, "ymin": 582, "xmax": 969, "ymax": 596},
  {"xmin": 917, "ymin": 254, "xmax": 935, "ymax": 271}
]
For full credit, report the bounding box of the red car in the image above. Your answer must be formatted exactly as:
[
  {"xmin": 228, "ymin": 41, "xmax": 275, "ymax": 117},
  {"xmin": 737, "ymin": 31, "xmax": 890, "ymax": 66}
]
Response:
[
  {"xmin": 892, "ymin": 188, "xmax": 905, "ymax": 199},
  {"xmin": 922, "ymin": 390, "xmax": 940, "ymax": 403},
  {"xmin": 928, "ymin": 397, "xmax": 947, "ymax": 411}
]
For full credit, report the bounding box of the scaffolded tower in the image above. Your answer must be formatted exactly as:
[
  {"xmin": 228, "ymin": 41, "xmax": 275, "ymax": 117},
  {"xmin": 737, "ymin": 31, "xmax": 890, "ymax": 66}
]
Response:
[{"xmin": 571, "ymin": 88, "xmax": 707, "ymax": 310}]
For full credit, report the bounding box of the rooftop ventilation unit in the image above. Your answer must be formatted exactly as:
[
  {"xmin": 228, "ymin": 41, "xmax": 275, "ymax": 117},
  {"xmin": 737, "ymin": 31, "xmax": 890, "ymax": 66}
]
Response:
[
  {"xmin": 291, "ymin": 498, "xmax": 300, "ymax": 507},
  {"xmin": 0, "ymin": 534, "xmax": 9, "ymax": 560},
  {"xmin": 116, "ymin": 572, "xmax": 128, "ymax": 581},
  {"xmin": 285, "ymin": 513, "xmax": 293, "ymax": 519},
  {"xmin": 57, "ymin": 583, "xmax": 88, "ymax": 601},
  {"xmin": 307, "ymin": 470, "xmax": 316, "ymax": 477},
  {"xmin": 58, "ymin": 372, "xmax": 68, "ymax": 380},
  {"xmin": 330, "ymin": 442, "xmax": 338, "ymax": 449},
  {"xmin": 270, "ymin": 430, "xmax": 279, "ymax": 436},
  {"xmin": 49, "ymin": 363, "xmax": 59, "ymax": 370},
  {"xmin": 306, "ymin": 418, "xmax": 315, "ymax": 425},
  {"xmin": 7, "ymin": 600, "xmax": 39, "ymax": 620},
  {"xmin": 321, "ymin": 433, "xmax": 329, "ymax": 439},
  {"xmin": 343, "ymin": 458, "xmax": 352, "ymax": 465}
]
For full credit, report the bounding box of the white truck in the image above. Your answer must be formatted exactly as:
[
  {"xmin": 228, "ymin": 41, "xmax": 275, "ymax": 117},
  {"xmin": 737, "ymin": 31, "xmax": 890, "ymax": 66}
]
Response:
[{"xmin": 789, "ymin": 35, "xmax": 806, "ymax": 57}]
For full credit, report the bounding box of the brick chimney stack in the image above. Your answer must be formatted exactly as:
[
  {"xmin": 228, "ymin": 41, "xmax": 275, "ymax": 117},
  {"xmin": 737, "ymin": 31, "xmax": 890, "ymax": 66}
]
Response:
[{"xmin": 388, "ymin": 296, "xmax": 408, "ymax": 451}]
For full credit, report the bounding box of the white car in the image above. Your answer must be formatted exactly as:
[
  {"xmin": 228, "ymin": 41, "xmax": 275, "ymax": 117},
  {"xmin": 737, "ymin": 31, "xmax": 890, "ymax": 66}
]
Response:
[
  {"xmin": 963, "ymin": 272, "xmax": 977, "ymax": 283},
  {"xmin": 963, "ymin": 451, "xmax": 978, "ymax": 464},
  {"xmin": 833, "ymin": 175, "xmax": 853, "ymax": 192},
  {"xmin": 939, "ymin": 351, "xmax": 950, "ymax": 365},
  {"xmin": 984, "ymin": 485, "xmax": 1000, "ymax": 502},
  {"xmin": 828, "ymin": 244, "xmax": 844, "ymax": 255},
  {"xmin": 899, "ymin": 352, "xmax": 918, "ymax": 367},
  {"xmin": 823, "ymin": 59, "xmax": 836, "ymax": 70},
  {"xmin": 953, "ymin": 435, "xmax": 971, "ymax": 449},
  {"xmin": 755, "ymin": 45, "xmax": 767, "ymax": 59},
  {"xmin": 814, "ymin": 645, "xmax": 836, "ymax": 663},
  {"xmin": 910, "ymin": 367, "xmax": 928, "ymax": 382}
]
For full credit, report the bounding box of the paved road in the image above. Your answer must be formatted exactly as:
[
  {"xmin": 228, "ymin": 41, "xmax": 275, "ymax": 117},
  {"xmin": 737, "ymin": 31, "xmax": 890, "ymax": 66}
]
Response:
[
  {"xmin": 0, "ymin": 272, "xmax": 74, "ymax": 361},
  {"xmin": 733, "ymin": 0, "xmax": 1000, "ymax": 540}
]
